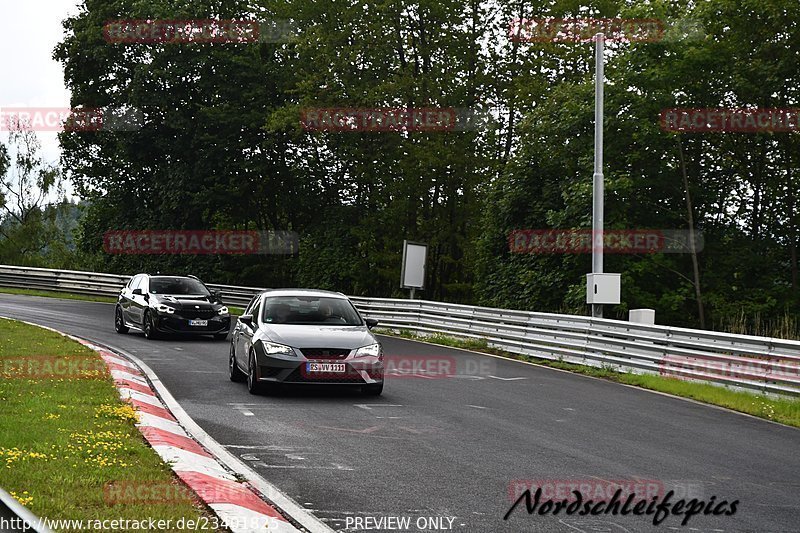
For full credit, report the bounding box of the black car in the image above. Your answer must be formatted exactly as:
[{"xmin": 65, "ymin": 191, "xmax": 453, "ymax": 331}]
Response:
[{"xmin": 115, "ymin": 274, "xmax": 231, "ymax": 340}]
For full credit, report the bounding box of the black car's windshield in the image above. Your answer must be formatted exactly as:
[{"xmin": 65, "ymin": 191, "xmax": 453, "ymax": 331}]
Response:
[
  {"xmin": 149, "ymin": 277, "xmax": 210, "ymax": 296},
  {"xmin": 262, "ymin": 296, "xmax": 362, "ymax": 326}
]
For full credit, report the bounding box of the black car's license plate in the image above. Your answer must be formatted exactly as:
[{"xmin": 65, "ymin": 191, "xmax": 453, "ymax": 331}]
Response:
[
  {"xmin": 306, "ymin": 362, "xmax": 346, "ymax": 373},
  {"xmin": 188, "ymin": 319, "xmax": 208, "ymax": 326}
]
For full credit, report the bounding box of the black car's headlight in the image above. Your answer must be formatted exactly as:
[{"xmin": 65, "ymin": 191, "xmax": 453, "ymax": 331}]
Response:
[
  {"xmin": 354, "ymin": 343, "xmax": 381, "ymax": 358},
  {"xmin": 262, "ymin": 342, "xmax": 295, "ymax": 356},
  {"xmin": 155, "ymin": 304, "xmax": 176, "ymax": 314},
  {"xmin": 217, "ymin": 306, "xmax": 229, "ymax": 316}
]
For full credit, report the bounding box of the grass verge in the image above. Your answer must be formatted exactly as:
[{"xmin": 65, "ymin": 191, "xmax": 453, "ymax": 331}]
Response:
[
  {"xmin": 0, "ymin": 287, "xmax": 244, "ymax": 316},
  {"xmin": 376, "ymin": 328, "xmax": 800, "ymax": 428},
  {"xmin": 0, "ymin": 318, "xmax": 224, "ymax": 531}
]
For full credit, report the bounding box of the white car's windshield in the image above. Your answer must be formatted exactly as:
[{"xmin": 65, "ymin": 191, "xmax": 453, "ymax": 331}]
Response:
[{"xmin": 262, "ymin": 296, "xmax": 362, "ymax": 326}]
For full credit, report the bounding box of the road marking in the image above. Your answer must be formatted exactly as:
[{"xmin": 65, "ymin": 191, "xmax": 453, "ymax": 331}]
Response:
[
  {"xmin": 318, "ymin": 425, "xmax": 382, "ymax": 434},
  {"xmin": 253, "ymin": 461, "xmax": 354, "ymax": 471},
  {"xmin": 223, "ymin": 445, "xmax": 312, "ymax": 450},
  {"xmin": 354, "ymin": 404, "xmax": 403, "ymax": 410},
  {"xmin": 231, "ymin": 406, "xmax": 256, "ymax": 416},
  {"xmin": 563, "ymin": 407, "xmax": 575, "ymax": 411},
  {"xmin": 467, "ymin": 405, "xmax": 487, "ymax": 409},
  {"xmin": 488, "ymin": 375, "xmax": 527, "ymax": 381},
  {"xmin": 387, "ymin": 371, "xmax": 435, "ymax": 379},
  {"xmin": 398, "ymin": 426, "xmax": 426, "ymax": 434}
]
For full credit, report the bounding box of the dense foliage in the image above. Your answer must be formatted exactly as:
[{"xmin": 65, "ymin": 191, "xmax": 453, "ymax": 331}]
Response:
[{"xmin": 1, "ymin": 0, "xmax": 797, "ymax": 332}]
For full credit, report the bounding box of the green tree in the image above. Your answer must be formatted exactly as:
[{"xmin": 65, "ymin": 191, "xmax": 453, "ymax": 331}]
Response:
[{"xmin": 0, "ymin": 125, "xmax": 73, "ymax": 267}]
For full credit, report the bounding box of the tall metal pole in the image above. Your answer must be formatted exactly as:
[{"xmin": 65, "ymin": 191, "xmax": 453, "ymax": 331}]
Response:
[{"xmin": 592, "ymin": 33, "xmax": 605, "ymax": 318}]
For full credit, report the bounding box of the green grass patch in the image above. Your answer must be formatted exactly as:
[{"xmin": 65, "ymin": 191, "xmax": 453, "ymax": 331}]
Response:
[
  {"xmin": 0, "ymin": 318, "xmax": 223, "ymax": 531},
  {"xmin": 376, "ymin": 328, "xmax": 800, "ymax": 428}
]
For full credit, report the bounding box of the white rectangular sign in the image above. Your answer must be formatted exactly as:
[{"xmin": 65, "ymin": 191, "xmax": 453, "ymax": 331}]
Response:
[{"xmin": 401, "ymin": 241, "xmax": 427, "ymax": 289}]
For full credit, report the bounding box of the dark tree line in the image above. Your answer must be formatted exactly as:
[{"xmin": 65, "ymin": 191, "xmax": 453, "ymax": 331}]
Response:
[{"xmin": 36, "ymin": 0, "xmax": 800, "ymax": 333}]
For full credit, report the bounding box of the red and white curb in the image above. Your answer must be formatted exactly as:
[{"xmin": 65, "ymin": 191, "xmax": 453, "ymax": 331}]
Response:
[
  {"xmin": 0, "ymin": 317, "xmax": 333, "ymax": 533},
  {"xmin": 83, "ymin": 339, "xmax": 300, "ymax": 533}
]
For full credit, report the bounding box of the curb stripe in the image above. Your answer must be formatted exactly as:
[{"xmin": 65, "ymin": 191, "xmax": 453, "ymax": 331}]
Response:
[
  {"xmin": 176, "ymin": 471, "xmax": 289, "ymax": 520},
  {"xmin": 150, "ymin": 446, "xmax": 235, "ymax": 479},
  {"xmin": 106, "ymin": 361, "xmax": 141, "ymax": 375},
  {"xmin": 119, "ymin": 388, "xmax": 163, "ymax": 407},
  {"xmin": 135, "ymin": 412, "xmax": 188, "ymax": 436},
  {"xmin": 114, "ymin": 378, "xmax": 154, "ymax": 395},
  {"xmin": 111, "ymin": 369, "xmax": 148, "ymax": 384},
  {"xmin": 130, "ymin": 398, "xmax": 177, "ymax": 422},
  {"xmin": 99, "ymin": 351, "xmax": 137, "ymax": 368},
  {"xmin": 139, "ymin": 426, "xmax": 212, "ymax": 458}
]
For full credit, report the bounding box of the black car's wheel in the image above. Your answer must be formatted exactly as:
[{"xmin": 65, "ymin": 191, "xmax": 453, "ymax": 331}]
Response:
[
  {"xmin": 143, "ymin": 311, "xmax": 159, "ymax": 340},
  {"xmin": 247, "ymin": 351, "xmax": 263, "ymax": 394},
  {"xmin": 114, "ymin": 307, "xmax": 129, "ymax": 334},
  {"xmin": 229, "ymin": 343, "xmax": 246, "ymax": 383},
  {"xmin": 361, "ymin": 382, "xmax": 384, "ymax": 396},
  {"xmin": 214, "ymin": 332, "xmax": 229, "ymax": 341}
]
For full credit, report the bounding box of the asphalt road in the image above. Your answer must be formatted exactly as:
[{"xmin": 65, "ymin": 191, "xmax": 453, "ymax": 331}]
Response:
[{"xmin": 1, "ymin": 293, "xmax": 799, "ymax": 533}]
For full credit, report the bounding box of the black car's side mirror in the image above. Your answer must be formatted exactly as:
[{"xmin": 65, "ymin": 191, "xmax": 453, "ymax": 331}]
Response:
[
  {"xmin": 210, "ymin": 289, "xmax": 221, "ymax": 301},
  {"xmin": 132, "ymin": 288, "xmax": 143, "ymax": 296},
  {"xmin": 238, "ymin": 314, "xmax": 254, "ymax": 328},
  {"xmin": 365, "ymin": 318, "xmax": 379, "ymax": 330}
]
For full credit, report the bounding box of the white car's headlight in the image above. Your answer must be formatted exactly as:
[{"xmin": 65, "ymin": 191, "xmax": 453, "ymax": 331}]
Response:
[
  {"xmin": 217, "ymin": 306, "xmax": 229, "ymax": 315},
  {"xmin": 263, "ymin": 342, "xmax": 295, "ymax": 356},
  {"xmin": 156, "ymin": 304, "xmax": 175, "ymax": 314},
  {"xmin": 354, "ymin": 343, "xmax": 381, "ymax": 358}
]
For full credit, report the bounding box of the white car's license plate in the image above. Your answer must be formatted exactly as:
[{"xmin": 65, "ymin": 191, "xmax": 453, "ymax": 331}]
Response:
[
  {"xmin": 188, "ymin": 319, "xmax": 208, "ymax": 326},
  {"xmin": 306, "ymin": 362, "xmax": 346, "ymax": 373}
]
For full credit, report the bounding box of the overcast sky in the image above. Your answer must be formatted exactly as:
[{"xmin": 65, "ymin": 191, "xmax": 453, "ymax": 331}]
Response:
[{"xmin": 0, "ymin": 1, "xmax": 82, "ymax": 165}]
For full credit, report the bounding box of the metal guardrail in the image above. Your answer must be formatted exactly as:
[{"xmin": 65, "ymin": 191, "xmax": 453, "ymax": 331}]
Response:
[
  {"xmin": 1, "ymin": 265, "xmax": 798, "ymax": 396},
  {"xmin": 0, "ymin": 264, "xmax": 261, "ymax": 308}
]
